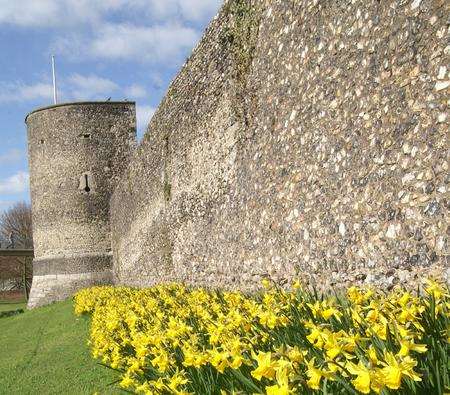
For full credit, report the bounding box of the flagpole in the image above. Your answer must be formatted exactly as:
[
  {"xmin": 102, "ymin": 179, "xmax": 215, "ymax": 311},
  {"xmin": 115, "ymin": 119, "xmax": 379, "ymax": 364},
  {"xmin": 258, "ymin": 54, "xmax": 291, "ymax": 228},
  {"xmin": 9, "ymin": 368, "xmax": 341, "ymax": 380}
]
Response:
[{"xmin": 51, "ymin": 55, "xmax": 57, "ymax": 104}]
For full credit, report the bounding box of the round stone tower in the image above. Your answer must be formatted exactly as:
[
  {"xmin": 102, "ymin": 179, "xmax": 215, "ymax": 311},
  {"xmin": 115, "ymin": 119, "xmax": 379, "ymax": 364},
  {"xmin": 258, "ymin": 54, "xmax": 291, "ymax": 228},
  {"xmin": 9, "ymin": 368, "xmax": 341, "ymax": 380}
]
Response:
[{"xmin": 26, "ymin": 102, "xmax": 136, "ymax": 308}]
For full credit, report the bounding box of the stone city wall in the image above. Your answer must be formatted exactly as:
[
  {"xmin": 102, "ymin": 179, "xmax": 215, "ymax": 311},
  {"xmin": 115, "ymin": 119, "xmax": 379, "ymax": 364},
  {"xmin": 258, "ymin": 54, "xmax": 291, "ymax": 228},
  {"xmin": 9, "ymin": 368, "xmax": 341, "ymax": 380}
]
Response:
[
  {"xmin": 27, "ymin": 102, "xmax": 136, "ymax": 307},
  {"xmin": 111, "ymin": 0, "xmax": 449, "ymax": 291}
]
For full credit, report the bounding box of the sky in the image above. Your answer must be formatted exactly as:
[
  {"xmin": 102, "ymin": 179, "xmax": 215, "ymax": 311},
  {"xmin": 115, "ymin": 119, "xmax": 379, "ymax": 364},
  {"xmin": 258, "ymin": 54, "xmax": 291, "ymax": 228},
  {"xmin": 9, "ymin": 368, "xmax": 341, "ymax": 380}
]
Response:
[{"xmin": 0, "ymin": 0, "xmax": 222, "ymax": 214}]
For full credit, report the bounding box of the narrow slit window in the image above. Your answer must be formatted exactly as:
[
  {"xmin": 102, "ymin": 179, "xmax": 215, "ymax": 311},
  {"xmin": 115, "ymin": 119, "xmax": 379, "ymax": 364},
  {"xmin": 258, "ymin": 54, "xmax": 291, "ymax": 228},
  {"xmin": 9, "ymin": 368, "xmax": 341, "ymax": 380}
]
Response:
[
  {"xmin": 84, "ymin": 174, "xmax": 91, "ymax": 192},
  {"xmin": 79, "ymin": 172, "xmax": 94, "ymax": 194},
  {"xmin": 79, "ymin": 132, "xmax": 92, "ymax": 140}
]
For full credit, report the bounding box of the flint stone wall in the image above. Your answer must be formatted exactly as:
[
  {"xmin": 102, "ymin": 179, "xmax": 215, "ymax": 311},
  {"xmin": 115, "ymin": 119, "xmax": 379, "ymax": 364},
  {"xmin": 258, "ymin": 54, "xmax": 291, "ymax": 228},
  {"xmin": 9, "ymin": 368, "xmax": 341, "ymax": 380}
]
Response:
[
  {"xmin": 111, "ymin": 0, "xmax": 449, "ymax": 291},
  {"xmin": 27, "ymin": 102, "xmax": 136, "ymax": 307}
]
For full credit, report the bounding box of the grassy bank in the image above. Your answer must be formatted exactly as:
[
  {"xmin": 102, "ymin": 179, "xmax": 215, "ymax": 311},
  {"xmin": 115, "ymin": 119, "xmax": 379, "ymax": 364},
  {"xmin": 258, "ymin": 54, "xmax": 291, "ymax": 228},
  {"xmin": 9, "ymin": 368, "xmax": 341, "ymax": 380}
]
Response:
[
  {"xmin": 0, "ymin": 301, "xmax": 26, "ymax": 313},
  {"xmin": 0, "ymin": 299, "xmax": 121, "ymax": 395}
]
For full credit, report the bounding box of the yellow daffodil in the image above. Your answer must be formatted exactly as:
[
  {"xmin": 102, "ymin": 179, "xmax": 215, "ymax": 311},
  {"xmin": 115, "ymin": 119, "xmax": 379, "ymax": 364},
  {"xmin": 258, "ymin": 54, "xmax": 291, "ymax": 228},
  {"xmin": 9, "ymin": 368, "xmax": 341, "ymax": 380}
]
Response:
[
  {"xmin": 305, "ymin": 358, "xmax": 334, "ymax": 390},
  {"xmin": 266, "ymin": 383, "xmax": 290, "ymax": 395},
  {"xmin": 380, "ymin": 351, "xmax": 422, "ymax": 389},
  {"xmin": 286, "ymin": 345, "xmax": 307, "ymax": 364},
  {"xmin": 209, "ymin": 349, "xmax": 229, "ymax": 373},
  {"xmin": 151, "ymin": 350, "xmax": 170, "ymax": 372},
  {"xmin": 167, "ymin": 371, "xmax": 189, "ymax": 394},
  {"xmin": 425, "ymin": 279, "xmax": 447, "ymax": 300},
  {"xmin": 346, "ymin": 361, "xmax": 371, "ymax": 394},
  {"xmin": 74, "ymin": 279, "xmax": 447, "ymax": 395},
  {"xmin": 119, "ymin": 375, "xmax": 135, "ymax": 389},
  {"xmin": 262, "ymin": 278, "xmax": 271, "ymax": 289},
  {"xmin": 397, "ymin": 339, "xmax": 428, "ymax": 357},
  {"xmin": 251, "ymin": 351, "xmax": 277, "ymax": 381},
  {"xmin": 368, "ymin": 345, "xmax": 379, "ymax": 366}
]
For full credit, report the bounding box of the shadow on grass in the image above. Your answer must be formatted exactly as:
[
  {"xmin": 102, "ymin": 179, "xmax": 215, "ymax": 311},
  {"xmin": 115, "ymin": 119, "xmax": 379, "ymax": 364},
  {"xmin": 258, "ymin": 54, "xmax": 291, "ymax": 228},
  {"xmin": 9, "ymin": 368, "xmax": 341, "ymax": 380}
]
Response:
[
  {"xmin": 0, "ymin": 308, "xmax": 24, "ymax": 319},
  {"xmin": 0, "ymin": 299, "xmax": 27, "ymax": 314}
]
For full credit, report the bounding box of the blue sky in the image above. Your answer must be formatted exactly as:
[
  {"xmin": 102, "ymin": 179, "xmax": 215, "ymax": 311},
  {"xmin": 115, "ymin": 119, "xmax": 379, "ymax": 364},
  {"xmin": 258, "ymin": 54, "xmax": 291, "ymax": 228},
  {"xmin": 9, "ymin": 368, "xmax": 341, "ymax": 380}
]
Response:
[{"xmin": 0, "ymin": 0, "xmax": 222, "ymax": 213}]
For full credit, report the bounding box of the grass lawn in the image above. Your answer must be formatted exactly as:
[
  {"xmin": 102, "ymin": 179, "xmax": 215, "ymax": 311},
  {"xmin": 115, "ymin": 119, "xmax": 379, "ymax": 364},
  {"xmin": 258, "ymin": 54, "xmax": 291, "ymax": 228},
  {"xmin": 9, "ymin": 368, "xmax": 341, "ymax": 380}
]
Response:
[
  {"xmin": 0, "ymin": 299, "xmax": 122, "ymax": 395},
  {"xmin": 0, "ymin": 301, "xmax": 26, "ymax": 313}
]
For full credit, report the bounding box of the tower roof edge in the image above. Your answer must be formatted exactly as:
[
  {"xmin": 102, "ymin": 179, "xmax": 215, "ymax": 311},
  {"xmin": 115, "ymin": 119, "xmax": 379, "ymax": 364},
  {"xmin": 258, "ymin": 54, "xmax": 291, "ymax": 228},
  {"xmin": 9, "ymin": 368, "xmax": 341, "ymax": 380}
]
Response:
[{"xmin": 25, "ymin": 101, "xmax": 136, "ymax": 123}]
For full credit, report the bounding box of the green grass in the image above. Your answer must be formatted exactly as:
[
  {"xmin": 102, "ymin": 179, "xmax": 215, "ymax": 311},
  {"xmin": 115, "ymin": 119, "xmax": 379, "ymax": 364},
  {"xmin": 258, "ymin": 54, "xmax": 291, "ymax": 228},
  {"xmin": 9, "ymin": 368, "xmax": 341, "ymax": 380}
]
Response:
[
  {"xmin": 0, "ymin": 301, "xmax": 26, "ymax": 313},
  {"xmin": 0, "ymin": 299, "xmax": 122, "ymax": 395}
]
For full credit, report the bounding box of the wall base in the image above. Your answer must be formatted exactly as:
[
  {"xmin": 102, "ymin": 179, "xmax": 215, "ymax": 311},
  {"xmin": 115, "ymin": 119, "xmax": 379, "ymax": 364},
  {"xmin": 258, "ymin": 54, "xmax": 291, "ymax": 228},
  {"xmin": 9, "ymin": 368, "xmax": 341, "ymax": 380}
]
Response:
[{"xmin": 27, "ymin": 254, "xmax": 113, "ymax": 309}]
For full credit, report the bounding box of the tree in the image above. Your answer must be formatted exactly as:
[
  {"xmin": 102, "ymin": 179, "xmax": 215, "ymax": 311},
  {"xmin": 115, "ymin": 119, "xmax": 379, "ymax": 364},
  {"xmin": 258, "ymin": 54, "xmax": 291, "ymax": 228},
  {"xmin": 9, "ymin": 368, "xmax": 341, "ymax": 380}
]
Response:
[{"xmin": 0, "ymin": 201, "xmax": 33, "ymax": 249}]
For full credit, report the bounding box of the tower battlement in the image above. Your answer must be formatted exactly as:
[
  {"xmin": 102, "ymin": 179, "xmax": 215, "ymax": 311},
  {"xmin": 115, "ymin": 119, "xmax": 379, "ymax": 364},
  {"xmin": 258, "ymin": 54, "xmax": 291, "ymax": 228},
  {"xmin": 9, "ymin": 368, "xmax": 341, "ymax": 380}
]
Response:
[{"xmin": 26, "ymin": 101, "xmax": 136, "ymax": 308}]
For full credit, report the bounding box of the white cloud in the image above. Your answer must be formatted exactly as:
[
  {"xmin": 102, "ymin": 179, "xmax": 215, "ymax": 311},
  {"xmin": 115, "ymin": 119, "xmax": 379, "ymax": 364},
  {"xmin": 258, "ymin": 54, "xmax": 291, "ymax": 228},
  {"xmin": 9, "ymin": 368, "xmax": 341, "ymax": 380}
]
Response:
[
  {"xmin": 0, "ymin": 0, "xmax": 222, "ymax": 27},
  {"xmin": 0, "ymin": 0, "xmax": 222, "ymax": 67},
  {"xmin": 125, "ymin": 84, "xmax": 147, "ymax": 99},
  {"xmin": 177, "ymin": 0, "xmax": 223, "ymax": 22},
  {"xmin": 0, "ymin": 0, "xmax": 130, "ymax": 27},
  {"xmin": 0, "ymin": 149, "xmax": 24, "ymax": 165},
  {"xmin": 0, "ymin": 73, "xmax": 120, "ymax": 103},
  {"xmin": 53, "ymin": 23, "xmax": 200, "ymax": 65},
  {"xmin": 0, "ymin": 171, "xmax": 29, "ymax": 195},
  {"xmin": 0, "ymin": 82, "xmax": 53, "ymax": 103},
  {"xmin": 66, "ymin": 73, "xmax": 119, "ymax": 100},
  {"xmin": 142, "ymin": 0, "xmax": 222, "ymax": 22},
  {"xmin": 50, "ymin": 34, "xmax": 87, "ymax": 60},
  {"xmin": 0, "ymin": 0, "xmax": 61, "ymax": 27},
  {"xmin": 89, "ymin": 23, "xmax": 199, "ymax": 63},
  {"xmin": 136, "ymin": 105, "xmax": 156, "ymax": 135}
]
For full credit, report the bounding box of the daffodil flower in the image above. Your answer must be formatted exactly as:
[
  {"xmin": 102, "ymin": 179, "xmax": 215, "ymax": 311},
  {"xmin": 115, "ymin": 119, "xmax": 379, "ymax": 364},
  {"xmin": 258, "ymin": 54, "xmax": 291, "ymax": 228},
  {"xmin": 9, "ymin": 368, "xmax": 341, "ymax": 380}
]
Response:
[
  {"xmin": 380, "ymin": 351, "xmax": 422, "ymax": 389},
  {"xmin": 251, "ymin": 351, "xmax": 277, "ymax": 381}
]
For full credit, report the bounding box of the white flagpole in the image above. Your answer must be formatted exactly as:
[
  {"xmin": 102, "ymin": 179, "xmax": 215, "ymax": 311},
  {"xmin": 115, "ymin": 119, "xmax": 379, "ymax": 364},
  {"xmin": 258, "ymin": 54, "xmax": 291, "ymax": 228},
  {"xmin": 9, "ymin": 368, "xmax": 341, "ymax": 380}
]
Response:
[{"xmin": 51, "ymin": 55, "xmax": 57, "ymax": 104}]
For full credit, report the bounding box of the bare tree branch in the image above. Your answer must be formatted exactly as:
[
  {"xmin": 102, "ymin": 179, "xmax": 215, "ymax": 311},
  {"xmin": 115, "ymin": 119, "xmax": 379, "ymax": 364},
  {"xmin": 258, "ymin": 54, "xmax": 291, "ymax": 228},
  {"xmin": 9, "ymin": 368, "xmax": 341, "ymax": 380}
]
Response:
[{"xmin": 0, "ymin": 202, "xmax": 33, "ymax": 249}]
